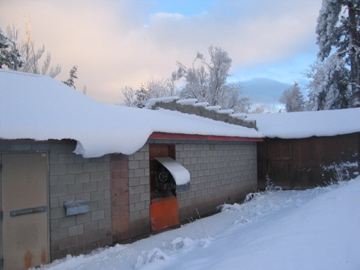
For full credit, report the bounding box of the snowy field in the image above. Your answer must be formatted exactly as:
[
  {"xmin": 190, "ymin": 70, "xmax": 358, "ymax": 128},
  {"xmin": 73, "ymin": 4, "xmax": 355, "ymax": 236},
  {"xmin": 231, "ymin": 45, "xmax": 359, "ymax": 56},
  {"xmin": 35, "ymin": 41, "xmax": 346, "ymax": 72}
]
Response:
[{"xmin": 36, "ymin": 177, "xmax": 360, "ymax": 270}]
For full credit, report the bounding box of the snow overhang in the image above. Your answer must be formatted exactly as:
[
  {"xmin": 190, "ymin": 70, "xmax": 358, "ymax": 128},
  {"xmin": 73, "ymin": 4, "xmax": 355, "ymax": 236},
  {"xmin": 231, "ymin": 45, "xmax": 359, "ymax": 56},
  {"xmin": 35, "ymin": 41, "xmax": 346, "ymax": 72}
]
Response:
[{"xmin": 155, "ymin": 157, "xmax": 190, "ymax": 192}]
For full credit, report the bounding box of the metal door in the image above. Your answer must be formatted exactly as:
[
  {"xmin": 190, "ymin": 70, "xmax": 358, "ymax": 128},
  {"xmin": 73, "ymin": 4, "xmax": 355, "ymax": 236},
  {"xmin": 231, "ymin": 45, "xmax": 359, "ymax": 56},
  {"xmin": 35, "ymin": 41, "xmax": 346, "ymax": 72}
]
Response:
[
  {"xmin": 2, "ymin": 153, "xmax": 49, "ymax": 269},
  {"xmin": 149, "ymin": 144, "xmax": 179, "ymax": 231}
]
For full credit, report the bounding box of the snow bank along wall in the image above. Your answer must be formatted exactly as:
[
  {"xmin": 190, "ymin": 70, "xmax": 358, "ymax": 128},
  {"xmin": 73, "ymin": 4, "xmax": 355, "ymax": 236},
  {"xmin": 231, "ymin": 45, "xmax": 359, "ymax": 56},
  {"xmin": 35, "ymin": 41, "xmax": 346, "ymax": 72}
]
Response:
[{"xmin": 0, "ymin": 136, "xmax": 257, "ymax": 263}]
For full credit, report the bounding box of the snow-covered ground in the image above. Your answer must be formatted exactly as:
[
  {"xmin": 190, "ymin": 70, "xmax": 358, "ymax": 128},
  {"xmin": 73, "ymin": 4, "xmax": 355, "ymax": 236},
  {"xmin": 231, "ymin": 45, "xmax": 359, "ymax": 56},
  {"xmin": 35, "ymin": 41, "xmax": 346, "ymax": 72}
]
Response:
[{"xmin": 35, "ymin": 177, "xmax": 360, "ymax": 270}]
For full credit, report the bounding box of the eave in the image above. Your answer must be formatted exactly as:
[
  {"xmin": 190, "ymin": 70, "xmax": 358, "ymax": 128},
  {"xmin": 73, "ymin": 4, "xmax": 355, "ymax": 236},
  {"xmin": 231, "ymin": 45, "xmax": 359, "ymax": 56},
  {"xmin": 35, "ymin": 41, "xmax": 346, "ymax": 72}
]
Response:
[{"xmin": 149, "ymin": 132, "xmax": 263, "ymax": 142}]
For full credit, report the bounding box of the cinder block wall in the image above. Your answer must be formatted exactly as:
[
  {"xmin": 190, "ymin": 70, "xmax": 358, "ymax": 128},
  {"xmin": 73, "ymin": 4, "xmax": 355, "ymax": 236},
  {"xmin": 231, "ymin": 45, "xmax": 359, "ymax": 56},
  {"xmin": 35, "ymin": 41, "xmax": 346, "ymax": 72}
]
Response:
[
  {"xmin": 175, "ymin": 142, "xmax": 257, "ymax": 221},
  {"xmin": 0, "ymin": 140, "xmax": 113, "ymax": 261},
  {"xmin": 48, "ymin": 142, "xmax": 112, "ymax": 260},
  {"xmin": 126, "ymin": 144, "xmax": 151, "ymax": 239},
  {"xmin": 128, "ymin": 140, "xmax": 257, "ymax": 234}
]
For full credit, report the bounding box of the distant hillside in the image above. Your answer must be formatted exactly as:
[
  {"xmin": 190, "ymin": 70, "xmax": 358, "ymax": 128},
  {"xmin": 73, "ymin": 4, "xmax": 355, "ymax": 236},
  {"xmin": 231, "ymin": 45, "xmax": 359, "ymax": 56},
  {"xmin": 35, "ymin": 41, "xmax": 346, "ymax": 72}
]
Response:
[{"xmin": 240, "ymin": 77, "xmax": 291, "ymax": 112}]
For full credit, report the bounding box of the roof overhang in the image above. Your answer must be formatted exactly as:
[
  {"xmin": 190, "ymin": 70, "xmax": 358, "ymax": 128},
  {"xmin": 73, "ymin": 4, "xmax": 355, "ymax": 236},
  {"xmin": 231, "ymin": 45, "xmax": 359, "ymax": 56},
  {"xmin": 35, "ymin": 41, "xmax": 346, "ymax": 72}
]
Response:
[{"xmin": 149, "ymin": 132, "xmax": 263, "ymax": 142}]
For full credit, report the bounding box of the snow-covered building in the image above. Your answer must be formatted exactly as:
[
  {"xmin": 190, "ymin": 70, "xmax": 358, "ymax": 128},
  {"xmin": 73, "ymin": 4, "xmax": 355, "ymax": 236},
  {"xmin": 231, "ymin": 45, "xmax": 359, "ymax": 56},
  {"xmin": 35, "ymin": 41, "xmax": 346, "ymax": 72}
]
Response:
[
  {"xmin": 0, "ymin": 70, "xmax": 262, "ymax": 268},
  {"xmin": 246, "ymin": 110, "xmax": 360, "ymax": 189}
]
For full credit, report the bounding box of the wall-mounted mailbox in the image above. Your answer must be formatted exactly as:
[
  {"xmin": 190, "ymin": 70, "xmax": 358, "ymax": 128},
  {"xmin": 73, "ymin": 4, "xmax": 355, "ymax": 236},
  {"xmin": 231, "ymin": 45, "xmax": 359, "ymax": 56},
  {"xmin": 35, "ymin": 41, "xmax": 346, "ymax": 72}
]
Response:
[{"xmin": 64, "ymin": 200, "xmax": 89, "ymax": 216}]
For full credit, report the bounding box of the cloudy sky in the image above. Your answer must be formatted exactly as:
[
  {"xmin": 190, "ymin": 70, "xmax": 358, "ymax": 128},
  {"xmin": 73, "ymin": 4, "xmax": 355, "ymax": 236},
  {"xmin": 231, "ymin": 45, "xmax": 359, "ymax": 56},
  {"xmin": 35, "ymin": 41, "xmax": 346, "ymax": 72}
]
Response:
[{"xmin": 1, "ymin": 0, "xmax": 323, "ymax": 109}]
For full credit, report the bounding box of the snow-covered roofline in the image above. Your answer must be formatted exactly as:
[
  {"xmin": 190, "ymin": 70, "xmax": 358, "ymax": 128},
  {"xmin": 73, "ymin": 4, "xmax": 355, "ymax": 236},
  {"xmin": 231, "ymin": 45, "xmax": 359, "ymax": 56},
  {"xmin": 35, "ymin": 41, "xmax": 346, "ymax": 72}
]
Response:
[
  {"xmin": 0, "ymin": 70, "xmax": 262, "ymax": 158},
  {"xmin": 246, "ymin": 109, "xmax": 360, "ymax": 139}
]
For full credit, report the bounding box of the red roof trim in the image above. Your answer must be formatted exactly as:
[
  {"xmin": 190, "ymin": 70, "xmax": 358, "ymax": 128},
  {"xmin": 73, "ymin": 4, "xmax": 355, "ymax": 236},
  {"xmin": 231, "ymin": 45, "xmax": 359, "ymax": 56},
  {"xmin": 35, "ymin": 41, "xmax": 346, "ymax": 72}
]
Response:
[{"xmin": 149, "ymin": 132, "xmax": 263, "ymax": 142}]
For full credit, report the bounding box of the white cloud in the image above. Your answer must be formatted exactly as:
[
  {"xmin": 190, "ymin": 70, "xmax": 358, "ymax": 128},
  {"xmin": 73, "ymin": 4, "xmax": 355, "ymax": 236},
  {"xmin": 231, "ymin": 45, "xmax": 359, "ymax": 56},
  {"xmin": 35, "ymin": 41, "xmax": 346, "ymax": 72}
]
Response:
[{"xmin": 0, "ymin": 0, "xmax": 322, "ymax": 104}]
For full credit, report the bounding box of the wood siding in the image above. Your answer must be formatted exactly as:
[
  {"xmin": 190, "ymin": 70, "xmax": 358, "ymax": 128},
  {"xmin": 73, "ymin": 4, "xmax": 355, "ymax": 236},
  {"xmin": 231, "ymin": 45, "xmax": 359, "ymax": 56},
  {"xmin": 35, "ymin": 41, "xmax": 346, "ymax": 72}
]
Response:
[{"xmin": 257, "ymin": 133, "xmax": 360, "ymax": 189}]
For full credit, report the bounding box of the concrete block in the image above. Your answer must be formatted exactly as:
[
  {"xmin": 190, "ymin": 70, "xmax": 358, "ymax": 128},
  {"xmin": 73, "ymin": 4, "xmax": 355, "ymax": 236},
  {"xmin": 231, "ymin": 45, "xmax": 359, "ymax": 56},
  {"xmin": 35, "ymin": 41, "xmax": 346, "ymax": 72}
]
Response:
[
  {"xmin": 51, "ymin": 227, "xmax": 68, "ymax": 241},
  {"xmin": 50, "ymin": 185, "xmax": 67, "ymax": 197},
  {"xmin": 91, "ymin": 171, "xmax": 105, "ymax": 182},
  {"xmin": 67, "ymin": 184, "xmax": 83, "ymax": 195},
  {"xmin": 83, "ymin": 163, "xmax": 98, "ymax": 173},
  {"xmin": 83, "ymin": 182, "xmax": 98, "ymax": 193},
  {"xmin": 97, "ymin": 162, "xmax": 109, "ymax": 172},
  {"xmin": 59, "ymin": 174, "xmax": 76, "ymax": 185},
  {"xmin": 50, "ymin": 164, "xmax": 67, "ymax": 176},
  {"xmin": 97, "ymin": 180, "xmax": 110, "ymax": 191},
  {"xmin": 129, "ymin": 160, "xmax": 139, "ymax": 169},
  {"xmin": 134, "ymin": 168, "xmax": 145, "ymax": 178},
  {"xmin": 129, "ymin": 177, "xmax": 140, "ymax": 187},
  {"xmin": 58, "ymin": 154, "xmax": 75, "ymax": 164},
  {"xmin": 91, "ymin": 210, "xmax": 105, "ymax": 221},
  {"xmin": 84, "ymin": 221, "xmax": 99, "ymax": 232},
  {"xmin": 75, "ymin": 173, "xmax": 90, "ymax": 184},
  {"xmin": 91, "ymin": 190, "xmax": 105, "ymax": 201},
  {"xmin": 67, "ymin": 163, "xmax": 83, "ymax": 174}
]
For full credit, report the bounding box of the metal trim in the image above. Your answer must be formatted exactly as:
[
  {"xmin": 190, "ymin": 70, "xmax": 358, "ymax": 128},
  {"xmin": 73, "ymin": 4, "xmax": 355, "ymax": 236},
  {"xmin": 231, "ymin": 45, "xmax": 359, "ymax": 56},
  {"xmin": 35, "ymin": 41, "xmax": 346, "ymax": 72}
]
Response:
[{"xmin": 10, "ymin": 206, "xmax": 47, "ymax": 217}]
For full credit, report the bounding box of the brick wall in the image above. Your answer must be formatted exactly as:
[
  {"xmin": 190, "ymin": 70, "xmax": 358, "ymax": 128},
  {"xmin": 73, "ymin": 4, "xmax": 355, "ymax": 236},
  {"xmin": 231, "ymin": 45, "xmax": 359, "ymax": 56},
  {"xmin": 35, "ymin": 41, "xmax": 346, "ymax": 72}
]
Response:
[{"xmin": 110, "ymin": 154, "xmax": 130, "ymax": 242}]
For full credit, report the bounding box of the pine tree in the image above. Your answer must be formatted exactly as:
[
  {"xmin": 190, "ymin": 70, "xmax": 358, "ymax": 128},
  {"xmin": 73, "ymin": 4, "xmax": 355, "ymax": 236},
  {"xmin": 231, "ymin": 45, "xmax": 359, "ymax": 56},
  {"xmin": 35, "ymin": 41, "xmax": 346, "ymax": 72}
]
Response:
[
  {"xmin": 62, "ymin": 66, "xmax": 78, "ymax": 89},
  {"xmin": 134, "ymin": 84, "xmax": 150, "ymax": 108},
  {"xmin": 280, "ymin": 82, "xmax": 305, "ymax": 112},
  {"xmin": 0, "ymin": 27, "xmax": 24, "ymax": 70},
  {"xmin": 306, "ymin": 55, "xmax": 351, "ymax": 110},
  {"xmin": 121, "ymin": 78, "xmax": 176, "ymax": 107},
  {"xmin": 316, "ymin": 0, "xmax": 360, "ymax": 107}
]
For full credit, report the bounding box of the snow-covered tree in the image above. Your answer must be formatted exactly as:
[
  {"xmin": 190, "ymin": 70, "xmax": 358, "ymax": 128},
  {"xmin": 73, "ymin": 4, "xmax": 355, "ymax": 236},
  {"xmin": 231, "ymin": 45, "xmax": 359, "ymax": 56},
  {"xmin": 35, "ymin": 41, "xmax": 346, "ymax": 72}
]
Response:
[
  {"xmin": 0, "ymin": 27, "xmax": 24, "ymax": 69},
  {"xmin": 134, "ymin": 84, "xmax": 150, "ymax": 108},
  {"xmin": 173, "ymin": 46, "xmax": 250, "ymax": 112},
  {"xmin": 279, "ymin": 82, "xmax": 305, "ymax": 112},
  {"xmin": 306, "ymin": 55, "xmax": 352, "ymax": 110},
  {"xmin": 62, "ymin": 65, "xmax": 78, "ymax": 89},
  {"xmin": 316, "ymin": 0, "xmax": 360, "ymax": 106},
  {"xmin": 121, "ymin": 78, "xmax": 176, "ymax": 107},
  {"xmin": 6, "ymin": 22, "xmax": 61, "ymax": 78}
]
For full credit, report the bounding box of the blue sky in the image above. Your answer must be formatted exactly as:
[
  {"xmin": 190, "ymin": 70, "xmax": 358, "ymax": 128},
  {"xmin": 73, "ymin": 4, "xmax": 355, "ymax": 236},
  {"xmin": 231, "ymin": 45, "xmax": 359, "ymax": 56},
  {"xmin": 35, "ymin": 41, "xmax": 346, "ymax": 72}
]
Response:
[{"xmin": 0, "ymin": 0, "xmax": 322, "ymax": 110}]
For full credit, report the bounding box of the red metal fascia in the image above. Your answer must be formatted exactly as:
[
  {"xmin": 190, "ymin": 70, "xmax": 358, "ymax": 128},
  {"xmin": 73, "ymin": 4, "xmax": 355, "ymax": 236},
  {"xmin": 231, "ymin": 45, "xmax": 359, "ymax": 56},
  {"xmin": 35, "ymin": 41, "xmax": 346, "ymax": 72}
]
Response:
[{"xmin": 149, "ymin": 132, "xmax": 263, "ymax": 142}]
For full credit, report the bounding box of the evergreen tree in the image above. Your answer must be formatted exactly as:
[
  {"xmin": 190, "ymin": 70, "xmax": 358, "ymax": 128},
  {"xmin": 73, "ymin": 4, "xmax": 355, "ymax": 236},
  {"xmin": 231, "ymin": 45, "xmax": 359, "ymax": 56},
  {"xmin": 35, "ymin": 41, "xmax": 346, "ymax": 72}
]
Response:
[
  {"xmin": 62, "ymin": 66, "xmax": 78, "ymax": 89},
  {"xmin": 134, "ymin": 84, "xmax": 150, "ymax": 108},
  {"xmin": 316, "ymin": 0, "xmax": 360, "ymax": 107},
  {"xmin": 306, "ymin": 55, "xmax": 351, "ymax": 110},
  {"xmin": 0, "ymin": 27, "xmax": 24, "ymax": 70},
  {"xmin": 280, "ymin": 82, "xmax": 305, "ymax": 112},
  {"xmin": 121, "ymin": 78, "xmax": 175, "ymax": 107}
]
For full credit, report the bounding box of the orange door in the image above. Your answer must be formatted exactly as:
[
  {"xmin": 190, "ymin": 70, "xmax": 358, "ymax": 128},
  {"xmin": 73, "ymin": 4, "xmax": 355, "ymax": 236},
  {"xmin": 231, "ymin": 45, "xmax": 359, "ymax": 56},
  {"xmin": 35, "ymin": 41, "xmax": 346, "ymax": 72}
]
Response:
[
  {"xmin": 2, "ymin": 153, "xmax": 49, "ymax": 269},
  {"xmin": 150, "ymin": 197, "xmax": 179, "ymax": 231},
  {"xmin": 149, "ymin": 144, "xmax": 179, "ymax": 232}
]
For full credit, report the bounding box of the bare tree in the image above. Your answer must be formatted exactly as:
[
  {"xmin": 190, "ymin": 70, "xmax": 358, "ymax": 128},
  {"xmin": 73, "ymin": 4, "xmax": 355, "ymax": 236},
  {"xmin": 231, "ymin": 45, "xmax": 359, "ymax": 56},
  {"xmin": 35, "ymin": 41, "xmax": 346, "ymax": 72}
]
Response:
[
  {"xmin": 6, "ymin": 21, "xmax": 61, "ymax": 78},
  {"xmin": 173, "ymin": 46, "xmax": 250, "ymax": 112}
]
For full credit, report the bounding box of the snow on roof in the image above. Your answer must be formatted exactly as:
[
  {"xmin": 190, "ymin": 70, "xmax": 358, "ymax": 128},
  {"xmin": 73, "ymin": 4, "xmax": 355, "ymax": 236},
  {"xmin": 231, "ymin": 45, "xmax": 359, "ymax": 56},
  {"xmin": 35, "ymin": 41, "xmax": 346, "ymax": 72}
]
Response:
[
  {"xmin": 246, "ymin": 109, "xmax": 360, "ymax": 139},
  {"xmin": 0, "ymin": 70, "xmax": 262, "ymax": 158},
  {"xmin": 145, "ymin": 96, "xmax": 179, "ymax": 109}
]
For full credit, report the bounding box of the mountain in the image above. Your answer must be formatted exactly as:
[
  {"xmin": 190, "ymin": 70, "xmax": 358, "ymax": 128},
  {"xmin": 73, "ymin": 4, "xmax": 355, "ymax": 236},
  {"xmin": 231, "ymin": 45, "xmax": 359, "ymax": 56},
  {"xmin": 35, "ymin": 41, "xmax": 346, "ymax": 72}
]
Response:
[{"xmin": 240, "ymin": 77, "xmax": 291, "ymax": 112}]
